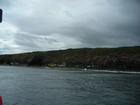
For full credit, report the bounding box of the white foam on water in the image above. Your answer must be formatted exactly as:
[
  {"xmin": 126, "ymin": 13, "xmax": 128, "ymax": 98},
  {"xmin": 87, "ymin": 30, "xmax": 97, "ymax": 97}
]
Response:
[{"xmin": 89, "ymin": 69, "xmax": 140, "ymax": 74}]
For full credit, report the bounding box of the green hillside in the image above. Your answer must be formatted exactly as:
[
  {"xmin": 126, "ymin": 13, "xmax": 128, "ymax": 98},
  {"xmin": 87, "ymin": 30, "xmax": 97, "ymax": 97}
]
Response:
[{"xmin": 0, "ymin": 46, "xmax": 140, "ymax": 71}]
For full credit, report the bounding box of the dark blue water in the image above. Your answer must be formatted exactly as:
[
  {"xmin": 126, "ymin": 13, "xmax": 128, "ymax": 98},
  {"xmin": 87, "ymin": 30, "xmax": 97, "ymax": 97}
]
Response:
[{"xmin": 0, "ymin": 66, "xmax": 140, "ymax": 105}]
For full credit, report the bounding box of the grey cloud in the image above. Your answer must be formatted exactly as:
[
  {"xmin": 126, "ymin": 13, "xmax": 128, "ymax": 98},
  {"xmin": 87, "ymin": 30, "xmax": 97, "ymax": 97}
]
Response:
[
  {"xmin": 56, "ymin": 5, "xmax": 140, "ymax": 48},
  {"xmin": 0, "ymin": 0, "xmax": 11, "ymax": 7},
  {"xmin": 9, "ymin": 13, "xmax": 60, "ymax": 35},
  {"xmin": 64, "ymin": 11, "xmax": 75, "ymax": 18},
  {"xmin": 117, "ymin": 0, "xmax": 140, "ymax": 15},
  {"xmin": 0, "ymin": 47, "xmax": 10, "ymax": 54},
  {"xmin": 14, "ymin": 32, "xmax": 58, "ymax": 47},
  {"xmin": 14, "ymin": 33, "xmax": 38, "ymax": 48},
  {"xmin": 13, "ymin": 32, "xmax": 64, "ymax": 52},
  {"xmin": 0, "ymin": 0, "xmax": 140, "ymax": 54}
]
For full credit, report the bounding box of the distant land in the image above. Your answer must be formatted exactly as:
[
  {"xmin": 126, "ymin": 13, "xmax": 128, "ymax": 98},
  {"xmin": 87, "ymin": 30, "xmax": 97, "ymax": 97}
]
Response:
[{"xmin": 0, "ymin": 46, "xmax": 140, "ymax": 71}]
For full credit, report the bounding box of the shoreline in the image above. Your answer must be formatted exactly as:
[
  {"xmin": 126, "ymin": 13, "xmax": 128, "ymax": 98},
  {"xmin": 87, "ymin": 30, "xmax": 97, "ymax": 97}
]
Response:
[{"xmin": 1, "ymin": 65, "xmax": 140, "ymax": 74}]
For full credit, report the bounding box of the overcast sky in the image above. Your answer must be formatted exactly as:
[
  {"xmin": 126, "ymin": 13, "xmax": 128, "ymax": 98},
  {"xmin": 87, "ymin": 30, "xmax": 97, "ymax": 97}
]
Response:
[{"xmin": 0, "ymin": 0, "xmax": 140, "ymax": 54}]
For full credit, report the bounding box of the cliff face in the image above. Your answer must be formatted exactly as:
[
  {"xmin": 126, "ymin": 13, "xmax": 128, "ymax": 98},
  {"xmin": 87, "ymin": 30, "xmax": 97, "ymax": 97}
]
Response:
[
  {"xmin": 65, "ymin": 54, "xmax": 140, "ymax": 70},
  {"xmin": 0, "ymin": 46, "xmax": 140, "ymax": 71}
]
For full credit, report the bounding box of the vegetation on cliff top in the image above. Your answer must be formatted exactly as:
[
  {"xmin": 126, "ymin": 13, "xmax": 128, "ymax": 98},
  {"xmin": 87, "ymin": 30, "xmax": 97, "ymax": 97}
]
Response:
[{"xmin": 0, "ymin": 46, "xmax": 140, "ymax": 71}]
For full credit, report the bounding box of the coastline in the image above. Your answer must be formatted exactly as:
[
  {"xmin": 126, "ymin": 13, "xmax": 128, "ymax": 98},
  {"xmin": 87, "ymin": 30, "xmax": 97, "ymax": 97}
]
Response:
[
  {"xmin": 0, "ymin": 47, "xmax": 140, "ymax": 72},
  {"xmin": 1, "ymin": 64, "xmax": 140, "ymax": 74}
]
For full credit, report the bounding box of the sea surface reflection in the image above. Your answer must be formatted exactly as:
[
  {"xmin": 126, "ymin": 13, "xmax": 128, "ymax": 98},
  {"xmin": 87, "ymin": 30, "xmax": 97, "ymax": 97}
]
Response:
[{"xmin": 0, "ymin": 66, "xmax": 140, "ymax": 105}]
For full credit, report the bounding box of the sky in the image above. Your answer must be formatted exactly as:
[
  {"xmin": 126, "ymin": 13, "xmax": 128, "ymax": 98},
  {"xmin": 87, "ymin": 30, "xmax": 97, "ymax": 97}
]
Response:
[{"xmin": 0, "ymin": 0, "xmax": 140, "ymax": 54}]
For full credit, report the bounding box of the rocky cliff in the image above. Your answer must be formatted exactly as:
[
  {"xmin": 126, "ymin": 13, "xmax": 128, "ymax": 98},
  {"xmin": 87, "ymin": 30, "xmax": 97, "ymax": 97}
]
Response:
[{"xmin": 0, "ymin": 46, "xmax": 140, "ymax": 71}]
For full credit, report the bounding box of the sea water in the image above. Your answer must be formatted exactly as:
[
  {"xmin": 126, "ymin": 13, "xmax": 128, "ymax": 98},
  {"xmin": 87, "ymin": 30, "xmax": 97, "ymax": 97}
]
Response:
[{"xmin": 0, "ymin": 66, "xmax": 140, "ymax": 105}]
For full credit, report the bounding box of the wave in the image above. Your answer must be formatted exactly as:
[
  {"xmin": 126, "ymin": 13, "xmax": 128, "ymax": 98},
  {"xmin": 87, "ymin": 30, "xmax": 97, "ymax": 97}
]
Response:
[{"xmin": 88, "ymin": 69, "xmax": 140, "ymax": 74}]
